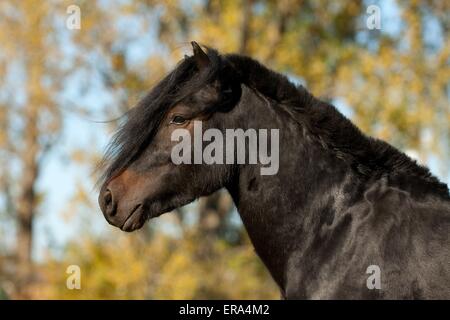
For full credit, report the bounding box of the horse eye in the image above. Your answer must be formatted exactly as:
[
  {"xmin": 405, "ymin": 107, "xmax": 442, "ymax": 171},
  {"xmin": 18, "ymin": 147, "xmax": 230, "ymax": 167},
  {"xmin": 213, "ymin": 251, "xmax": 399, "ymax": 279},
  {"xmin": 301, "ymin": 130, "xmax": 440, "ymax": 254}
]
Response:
[{"xmin": 171, "ymin": 115, "xmax": 187, "ymax": 125}]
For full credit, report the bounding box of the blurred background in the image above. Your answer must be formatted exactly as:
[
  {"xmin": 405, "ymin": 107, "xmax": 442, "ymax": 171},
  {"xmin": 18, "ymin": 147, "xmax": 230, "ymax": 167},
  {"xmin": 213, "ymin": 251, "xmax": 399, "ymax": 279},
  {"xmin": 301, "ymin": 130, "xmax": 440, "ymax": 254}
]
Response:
[{"xmin": 0, "ymin": 0, "xmax": 448, "ymax": 299}]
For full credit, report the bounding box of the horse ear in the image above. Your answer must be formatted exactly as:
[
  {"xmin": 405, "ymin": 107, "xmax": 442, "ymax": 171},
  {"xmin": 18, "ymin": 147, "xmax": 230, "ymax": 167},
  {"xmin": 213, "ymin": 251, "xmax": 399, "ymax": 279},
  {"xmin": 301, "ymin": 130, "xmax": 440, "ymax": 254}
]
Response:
[{"xmin": 191, "ymin": 41, "xmax": 210, "ymax": 70}]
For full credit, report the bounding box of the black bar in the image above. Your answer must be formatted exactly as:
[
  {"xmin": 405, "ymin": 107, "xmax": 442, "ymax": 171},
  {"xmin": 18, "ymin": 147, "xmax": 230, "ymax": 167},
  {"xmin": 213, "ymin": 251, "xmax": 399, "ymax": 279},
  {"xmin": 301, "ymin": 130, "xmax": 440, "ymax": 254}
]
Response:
[{"xmin": 0, "ymin": 300, "xmax": 448, "ymax": 318}]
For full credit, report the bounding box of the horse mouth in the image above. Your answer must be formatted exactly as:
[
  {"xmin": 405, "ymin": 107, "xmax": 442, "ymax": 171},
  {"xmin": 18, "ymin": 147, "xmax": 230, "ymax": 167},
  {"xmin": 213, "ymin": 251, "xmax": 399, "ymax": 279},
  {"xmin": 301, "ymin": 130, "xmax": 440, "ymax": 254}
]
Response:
[
  {"xmin": 120, "ymin": 204, "xmax": 145, "ymax": 232},
  {"xmin": 118, "ymin": 196, "xmax": 197, "ymax": 232}
]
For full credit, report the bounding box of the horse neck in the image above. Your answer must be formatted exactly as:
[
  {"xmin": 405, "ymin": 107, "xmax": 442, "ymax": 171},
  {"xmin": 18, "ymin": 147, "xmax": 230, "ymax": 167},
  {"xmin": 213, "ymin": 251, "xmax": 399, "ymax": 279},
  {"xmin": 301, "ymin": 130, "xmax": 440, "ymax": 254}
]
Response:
[{"xmin": 226, "ymin": 87, "xmax": 359, "ymax": 291}]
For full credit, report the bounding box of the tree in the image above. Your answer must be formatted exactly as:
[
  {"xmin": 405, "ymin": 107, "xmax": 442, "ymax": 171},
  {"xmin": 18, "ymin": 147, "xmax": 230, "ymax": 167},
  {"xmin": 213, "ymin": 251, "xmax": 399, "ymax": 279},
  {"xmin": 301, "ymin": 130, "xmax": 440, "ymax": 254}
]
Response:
[{"xmin": 0, "ymin": 1, "xmax": 64, "ymax": 294}]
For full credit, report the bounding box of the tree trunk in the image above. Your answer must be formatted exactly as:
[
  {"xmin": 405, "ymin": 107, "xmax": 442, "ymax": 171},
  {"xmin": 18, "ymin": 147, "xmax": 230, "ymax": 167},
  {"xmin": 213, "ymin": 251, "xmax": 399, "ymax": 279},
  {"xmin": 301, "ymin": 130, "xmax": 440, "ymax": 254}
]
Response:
[
  {"xmin": 15, "ymin": 110, "xmax": 39, "ymax": 293},
  {"xmin": 239, "ymin": 0, "xmax": 253, "ymax": 55},
  {"xmin": 15, "ymin": 55, "xmax": 41, "ymax": 293}
]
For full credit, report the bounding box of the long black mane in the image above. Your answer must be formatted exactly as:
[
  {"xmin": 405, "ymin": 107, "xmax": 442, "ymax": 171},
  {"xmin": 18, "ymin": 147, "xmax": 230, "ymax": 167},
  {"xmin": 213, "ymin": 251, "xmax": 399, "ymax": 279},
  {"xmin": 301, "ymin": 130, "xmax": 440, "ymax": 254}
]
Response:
[
  {"xmin": 99, "ymin": 49, "xmax": 222, "ymax": 185},
  {"xmin": 100, "ymin": 48, "xmax": 449, "ymax": 198}
]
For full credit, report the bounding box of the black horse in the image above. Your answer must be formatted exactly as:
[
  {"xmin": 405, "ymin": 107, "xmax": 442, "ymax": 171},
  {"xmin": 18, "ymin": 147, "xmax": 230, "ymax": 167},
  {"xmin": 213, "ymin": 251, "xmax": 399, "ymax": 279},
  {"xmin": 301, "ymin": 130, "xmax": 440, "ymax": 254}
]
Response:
[{"xmin": 98, "ymin": 42, "xmax": 450, "ymax": 299}]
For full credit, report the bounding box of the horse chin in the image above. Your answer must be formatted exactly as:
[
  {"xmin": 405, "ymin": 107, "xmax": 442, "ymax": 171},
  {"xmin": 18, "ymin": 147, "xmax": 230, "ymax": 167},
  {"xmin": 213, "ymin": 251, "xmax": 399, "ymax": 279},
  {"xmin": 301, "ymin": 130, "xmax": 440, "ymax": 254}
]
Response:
[
  {"xmin": 119, "ymin": 206, "xmax": 162, "ymax": 232},
  {"xmin": 120, "ymin": 205, "xmax": 147, "ymax": 232},
  {"xmin": 120, "ymin": 196, "xmax": 197, "ymax": 232}
]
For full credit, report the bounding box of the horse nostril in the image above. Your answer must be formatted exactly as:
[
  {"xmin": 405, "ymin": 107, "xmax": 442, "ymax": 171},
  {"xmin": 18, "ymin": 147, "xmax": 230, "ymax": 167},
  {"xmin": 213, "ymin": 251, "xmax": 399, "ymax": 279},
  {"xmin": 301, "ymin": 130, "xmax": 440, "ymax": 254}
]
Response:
[
  {"xmin": 104, "ymin": 189, "xmax": 112, "ymax": 205},
  {"xmin": 103, "ymin": 189, "xmax": 116, "ymax": 216}
]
